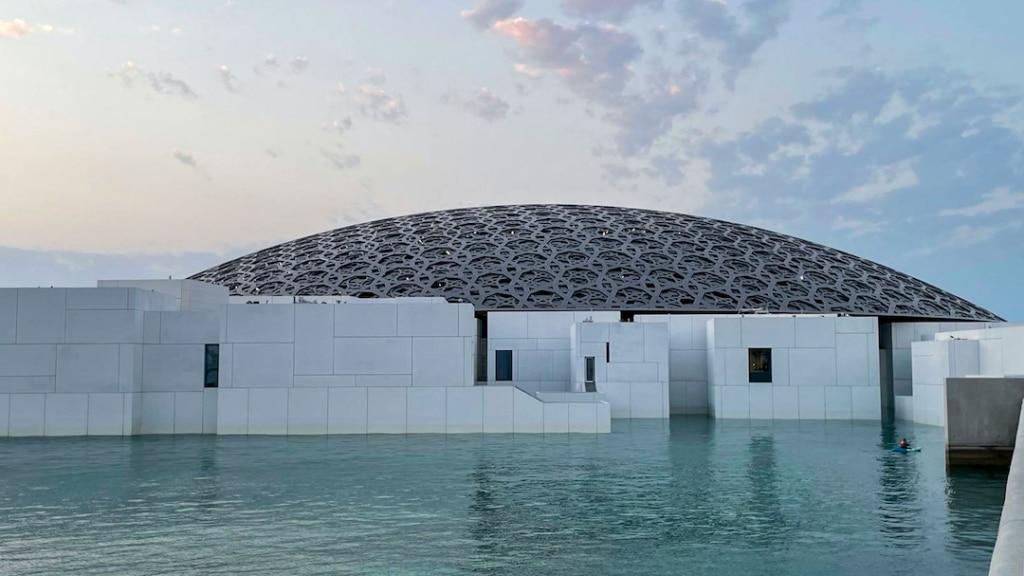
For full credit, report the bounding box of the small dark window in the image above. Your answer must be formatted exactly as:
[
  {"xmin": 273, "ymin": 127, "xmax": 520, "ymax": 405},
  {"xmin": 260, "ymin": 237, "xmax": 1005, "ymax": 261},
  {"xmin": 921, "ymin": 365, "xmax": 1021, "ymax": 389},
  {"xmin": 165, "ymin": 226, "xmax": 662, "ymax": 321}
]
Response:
[
  {"xmin": 204, "ymin": 344, "xmax": 220, "ymax": 388},
  {"xmin": 749, "ymin": 348, "xmax": 772, "ymax": 383},
  {"xmin": 495, "ymin": 350, "xmax": 513, "ymax": 381},
  {"xmin": 584, "ymin": 357, "xmax": 596, "ymax": 392}
]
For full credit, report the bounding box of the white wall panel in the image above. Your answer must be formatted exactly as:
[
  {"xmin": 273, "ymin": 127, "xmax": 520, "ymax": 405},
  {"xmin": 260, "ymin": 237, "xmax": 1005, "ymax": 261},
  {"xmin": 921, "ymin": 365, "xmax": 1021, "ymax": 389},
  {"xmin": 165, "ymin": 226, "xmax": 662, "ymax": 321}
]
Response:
[
  {"xmin": 143, "ymin": 345, "xmax": 204, "ymax": 391},
  {"xmin": 174, "ymin": 392, "xmax": 204, "ymax": 433},
  {"xmin": 836, "ymin": 317, "xmax": 876, "ymax": 334},
  {"xmin": 16, "ymin": 289, "xmax": 66, "ymax": 343},
  {"xmin": 0, "ymin": 344, "xmax": 56, "ymax": 377},
  {"xmin": 226, "ymin": 305, "xmax": 294, "ymax": 343},
  {"xmin": 335, "ymin": 337, "xmax": 411, "ymax": 375},
  {"xmin": 630, "ymin": 382, "xmax": 666, "ymax": 418},
  {"xmin": 406, "ymin": 387, "xmax": 446, "ymax": 433},
  {"xmin": 568, "ymin": 402, "xmax": 597, "ymax": 433},
  {"xmin": 526, "ymin": 311, "xmax": 574, "ymax": 338},
  {"xmin": 0, "ymin": 290, "xmax": 18, "ymax": 344},
  {"xmin": 328, "ymin": 387, "xmax": 367, "ymax": 434},
  {"xmin": 482, "ymin": 386, "xmax": 514, "ymax": 433},
  {"xmin": 44, "ymin": 393, "xmax": 88, "ymax": 436},
  {"xmin": 248, "ymin": 388, "xmax": 289, "ymax": 434},
  {"xmin": 158, "ymin": 311, "xmax": 220, "ymax": 344},
  {"xmin": 798, "ymin": 386, "xmax": 825, "ymax": 419},
  {"xmin": 9, "ymin": 394, "xmax": 45, "ymax": 436},
  {"xmin": 66, "ymin": 309, "xmax": 143, "ymax": 344},
  {"xmin": 232, "ymin": 343, "xmax": 294, "ymax": 388},
  {"xmin": 56, "ymin": 344, "xmax": 120, "ymax": 392},
  {"xmin": 367, "ymin": 387, "xmax": 406, "ymax": 433},
  {"xmin": 216, "ymin": 388, "xmax": 249, "ymax": 434},
  {"xmin": 140, "ymin": 392, "xmax": 175, "ymax": 434},
  {"xmin": 412, "ymin": 337, "xmax": 465, "ymax": 386},
  {"xmin": 742, "ymin": 317, "xmax": 795, "ymax": 348},
  {"xmin": 789, "ymin": 349, "xmax": 837, "ymax": 387},
  {"xmin": 542, "ymin": 403, "xmax": 569, "ymax": 433},
  {"xmin": 835, "ymin": 333, "xmax": 869, "ymax": 387},
  {"xmin": 397, "ymin": 303, "xmax": 459, "ymax": 336},
  {"xmin": 287, "ymin": 388, "xmax": 328, "ymax": 434},
  {"xmin": 825, "ymin": 386, "xmax": 852, "ymax": 419},
  {"xmin": 355, "ymin": 374, "xmax": 411, "ymax": 387},
  {"xmin": 67, "ymin": 287, "xmax": 129, "ymax": 310},
  {"xmin": 772, "ymin": 387, "xmax": 799, "ymax": 419},
  {"xmin": 749, "ymin": 385, "xmax": 773, "ymax": 419},
  {"xmin": 608, "ymin": 324, "xmax": 644, "ymax": 362},
  {"xmin": 721, "ymin": 386, "xmax": 749, "ymax": 419},
  {"xmin": 794, "ymin": 316, "xmax": 835, "ymax": 348},
  {"xmin": 513, "ymin": 389, "xmax": 544, "ymax": 432},
  {"xmin": 87, "ymin": 393, "xmax": 124, "ymax": 435},
  {"xmin": 294, "ymin": 305, "xmax": 334, "ymax": 375},
  {"xmin": 446, "ymin": 387, "xmax": 483, "ymax": 433},
  {"xmin": 488, "ymin": 312, "xmax": 528, "ymax": 339},
  {"xmin": 851, "ymin": 387, "xmax": 880, "ymax": 420}
]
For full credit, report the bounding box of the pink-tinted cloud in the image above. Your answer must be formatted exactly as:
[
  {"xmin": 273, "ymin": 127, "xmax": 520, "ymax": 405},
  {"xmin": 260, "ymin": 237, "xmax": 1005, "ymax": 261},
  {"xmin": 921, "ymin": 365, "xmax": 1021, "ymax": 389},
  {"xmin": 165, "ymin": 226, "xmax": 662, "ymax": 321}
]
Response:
[{"xmin": 461, "ymin": 0, "xmax": 522, "ymax": 30}]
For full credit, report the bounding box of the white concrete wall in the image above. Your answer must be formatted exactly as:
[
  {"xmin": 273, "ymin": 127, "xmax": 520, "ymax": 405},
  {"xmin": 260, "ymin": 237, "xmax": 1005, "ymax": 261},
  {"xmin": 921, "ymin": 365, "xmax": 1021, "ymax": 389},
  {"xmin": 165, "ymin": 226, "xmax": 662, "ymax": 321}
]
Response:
[
  {"xmin": 485, "ymin": 311, "xmax": 618, "ymax": 393},
  {"xmin": 568, "ymin": 321, "xmax": 669, "ymax": 418},
  {"xmin": 636, "ymin": 314, "xmax": 719, "ymax": 414},
  {"xmin": 908, "ymin": 339, "xmax": 980, "ymax": 427},
  {"xmin": 707, "ymin": 315, "xmax": 881, "ymax": 420}
]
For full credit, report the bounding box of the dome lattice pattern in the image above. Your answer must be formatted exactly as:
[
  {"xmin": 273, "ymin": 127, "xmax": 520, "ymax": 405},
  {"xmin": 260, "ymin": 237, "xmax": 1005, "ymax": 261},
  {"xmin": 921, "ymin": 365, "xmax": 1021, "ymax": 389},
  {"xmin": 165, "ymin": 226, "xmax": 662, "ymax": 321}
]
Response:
[{"xmin": 190, "ymin": 205, "xmax": 1000, "ymax": 321}]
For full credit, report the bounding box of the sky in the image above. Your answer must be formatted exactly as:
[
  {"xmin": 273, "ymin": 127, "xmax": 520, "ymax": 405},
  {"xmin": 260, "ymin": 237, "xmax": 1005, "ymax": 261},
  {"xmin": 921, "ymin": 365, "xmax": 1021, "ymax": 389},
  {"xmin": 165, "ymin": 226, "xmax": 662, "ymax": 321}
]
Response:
[{"xmin": 1, "ymin": 0, "xmax": 1022, "ymax": 319}]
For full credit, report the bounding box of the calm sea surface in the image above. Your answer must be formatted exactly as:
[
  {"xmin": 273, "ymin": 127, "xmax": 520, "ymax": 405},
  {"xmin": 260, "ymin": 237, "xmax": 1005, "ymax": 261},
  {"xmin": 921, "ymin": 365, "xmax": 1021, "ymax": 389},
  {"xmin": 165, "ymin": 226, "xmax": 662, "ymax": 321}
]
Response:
[{"xmin": 0, "ymin": 417, "xmax": 1008, "ymax": 575}]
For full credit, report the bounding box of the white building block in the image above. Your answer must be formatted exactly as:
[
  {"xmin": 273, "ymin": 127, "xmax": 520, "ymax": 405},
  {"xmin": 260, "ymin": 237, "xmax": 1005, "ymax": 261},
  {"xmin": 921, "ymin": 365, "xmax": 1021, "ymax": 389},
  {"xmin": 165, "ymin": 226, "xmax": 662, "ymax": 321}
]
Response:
[
  {"xmin": 294, "ymin": 305, "xmax": 334, "ymax": 375},
  {"xmin": 771, "ymin": 348, "xmax": 790, "ymax": 386},
  {"xmin": 335, "ymin": 302, "xmax": 397, "ymax": 336},
  {"xmin": 513, "ymin": 389, "xmax": 544, "ymax": 432},
  {"xmin": 203, "ymin": 389, "xmax": 218, "ymax": 434},
  {"xmin": 607, "ymin": 362, "xmax": 658, "ymax": 382},
  {"xmin": 724, "ymin": 348, "xmax": 748, "ymax": 386},
  {"xmin": 482, "ymin": 386, "xmax": 514, "ymax": 433},
  {"xmin": 216, "ymin": 388, "xmax": 249, "ymax": 434},
  {"xmin": 355, "ymin": 374, "xmax": 412, "ymax": 387},
  {"xmin": 596, "ymin": 402, "xmax": 611, "ymax": 432},
  {"xmin": 836, "ymin": 333, "xmax": 870, "ymax": 387},
  {"xmin": 406, "ymin": 387, "xmax": 446, "ymax": 433},
  {"xmin": 713, "ymin": 317, "xmax": 742, "ymax": 348},
  {"xmin": 328, "ymin": 387, "xmax": 367, "ymax": 434},
  {"xmin": 749, "ymin": 386, "xmax": 773, "ymax": 419},
  {"xmin": 287, "ymin": 388, "xmax": 329, "ymax": 434},
  {"xmin": 397, "ymin": 302, "xmax": 459, "ymax": 336},
  {"xmin": 335, "ymin": 338, "xmax": 411, "ymax": 375},
  {"xmin": 0, "ymin": 344, "xmax": 56, "ymax": 377},
  {"xmin": 0, "ymin": 376, "xmax": 54, "ymax": 393},
  {"xmin": 294, "ymin": 375, "xmax": 355, "ymax": 387},
  {"xmin": 66, "ymin": 310, "xmax": 143, "ymax": 343},
  {"xmin": 16, "ymin": 289, "xmax": 66, "ymax": 343},
  {"xmin": 772, "ymin": 387, "xmax": 799, "ymax": 419},
  {"xmin": 632, "ymin": 382, "xmax": 667, "ymax": 418},
  {"xmin": 140, "ymin": 392, "xmax": 175, "ymax": 434},
  {"xmin": 143, "ymin": 312, "xmax": 161, "ymax": 344},
  {"xmin": 9, "ymin": 394, "xmax": 45, "ymax": 436},
  {"xmin": 742, "ymin": 317, "xmax": 795, "ymax": 348},
  {"xmin": 67, "ymin": 287, "xmax": 129, "ymax": 310},
  {"xmin": 794, "ymin": 316, "xmax": 835, "ymax": 348},
  {"xmin": 526, "ymin": 311, "xmax": 575, "ymax": 338},
  {"xmin": 232, "ymin": 343, "xmax": 294, "ymax": 388},
  {"xmin": 671, "ymin": 350, "xmax": 706, "ymax": 381},
  {"xmin": 543, "ymin": 402, "xmax": 569, "ymax": 433},
  {"xmin": 851, "ymin": 387, "xmax": 880, "ymax": 420},
  {"xmin": 367, "ymin": 387, "xmax": 406, "ymax": 433},
  {"xmin": 446, "ymin": 387, "xmax": 483, "ymax": 433},
  {"xmin": 721, "ymin": 386, "xmax": 749, "ymax": 419},
  {"xmin": 118, "ymin": 344, "xmax": 142, "ymax": 392},
  {"xmin": 798, "ymin": 386, "xmax": 825, "ymax": 419},
  {"xmin": 685, "ymin": 381, "xmax": 708, "ymax": 411},
  {"xmin": 248, "ymin": 388, "xmax": 289, "ymax": 434},
  {"xmin": 143, "ymin": 344, "xmax": 204, "ymax": 391},
  {"xmin": 599, "ymin": 382, "xmax": 630, "ymax": 418},
  {"xmin": 579, "ymin": 321, "xmax": 610, "ymax": 343},
  {"xmin": 488, "ymin": 312, "xmax": 528, "ymax": 339},
  {"xmin": 56, "ymin": 344, "xmax": 119, "ymax": 392},
  {"xmin": 836, "ymin": 316, "xmax": 876, "ymax": 334},
  {"xmin": 457, "ymin": 304, "xmax": 475, "ymax": 337},
  {"xmin": 825, "ymin": 387, "xmax": 852, "ymax": 420},
  {"xmin": 789, "ymin": 349, "xmax": 837, "ymax": 387},
  {"xmin": 158, "ymin": 311, "xmax": 221, "ymax": 344},
  {"xmin": 412, "ymin": 337, "xmax": 465, "ymax": 386},
  {"xmin": 44, "ymin": 393, "xmax": 88, "ymax": 436},
  {"xmin": 643, "ymin": 323, "xmax": 669, "ymax": 363},
  {"xmin": 0, "ymin": 290, "xmax": 18, "ymax": 344},
  {"xmin": 173, "ymin": 392, "xmax": 204, "ymax": 433},
  {"xmin": 609, "ymin": 324, "xmax": 644, "ymax": 362},
  {"xmin": 86, "ymin": 393, "xmax": 123, "ymax": 435},
  {"xmin": 226, "ymin": 305, "xmax": 294, "ymax": 343},
  {"xmin": 568, "ymin": 402, "xmax": 597, "ymax": 433}
]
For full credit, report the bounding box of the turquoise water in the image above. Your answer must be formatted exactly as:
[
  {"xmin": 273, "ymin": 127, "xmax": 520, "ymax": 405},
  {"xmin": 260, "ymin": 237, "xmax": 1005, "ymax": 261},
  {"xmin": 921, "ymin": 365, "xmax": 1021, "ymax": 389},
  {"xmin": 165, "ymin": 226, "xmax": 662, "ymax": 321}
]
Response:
[{"xmin": 0, "ymin": 417, "xmax": 1008, "ymax": 575}]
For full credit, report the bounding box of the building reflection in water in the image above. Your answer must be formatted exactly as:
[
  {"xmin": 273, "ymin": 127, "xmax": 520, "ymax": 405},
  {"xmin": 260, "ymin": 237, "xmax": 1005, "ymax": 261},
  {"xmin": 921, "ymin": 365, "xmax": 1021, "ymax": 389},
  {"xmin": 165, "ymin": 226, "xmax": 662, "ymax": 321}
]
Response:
[{"xmin": 875, "ymin": 424, "xmax": 926, "ymax": 545}]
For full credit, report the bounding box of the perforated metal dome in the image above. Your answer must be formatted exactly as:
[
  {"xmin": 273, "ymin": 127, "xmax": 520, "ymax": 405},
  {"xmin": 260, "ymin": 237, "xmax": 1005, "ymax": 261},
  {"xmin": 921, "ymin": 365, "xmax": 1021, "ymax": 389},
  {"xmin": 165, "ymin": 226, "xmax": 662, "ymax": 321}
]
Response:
[{"xmin": 190, "ymin": 204, "xmax": 1000, "ymax": 321}]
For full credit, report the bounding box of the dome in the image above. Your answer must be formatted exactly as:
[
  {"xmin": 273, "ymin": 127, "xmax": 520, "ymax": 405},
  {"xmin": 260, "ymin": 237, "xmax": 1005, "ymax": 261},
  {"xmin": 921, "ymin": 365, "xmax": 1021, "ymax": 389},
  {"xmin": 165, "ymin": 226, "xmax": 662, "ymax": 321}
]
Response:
[{"xmin": 189, "ymin": 204, "xmax": 1000, "ymax": 321}]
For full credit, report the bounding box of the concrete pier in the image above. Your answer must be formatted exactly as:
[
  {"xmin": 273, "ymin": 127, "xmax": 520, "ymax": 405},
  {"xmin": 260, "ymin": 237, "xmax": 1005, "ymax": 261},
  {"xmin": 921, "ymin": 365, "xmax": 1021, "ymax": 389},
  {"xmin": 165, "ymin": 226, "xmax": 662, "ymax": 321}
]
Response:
[
  {"xmin": 946, "ymin": 377, "xmax": 1024, "ymax": 466},
  {"xmin": 988, "ymin": 399, "xmax": 1024, "ymax": 576}
]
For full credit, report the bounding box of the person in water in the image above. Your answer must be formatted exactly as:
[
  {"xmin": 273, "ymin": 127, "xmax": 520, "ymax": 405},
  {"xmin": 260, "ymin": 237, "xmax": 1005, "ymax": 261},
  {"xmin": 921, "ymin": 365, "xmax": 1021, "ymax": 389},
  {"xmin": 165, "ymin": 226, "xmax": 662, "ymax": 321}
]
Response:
[{"xmin": 898, "ymin": 438, "xmax": 910, "ymax": 450}]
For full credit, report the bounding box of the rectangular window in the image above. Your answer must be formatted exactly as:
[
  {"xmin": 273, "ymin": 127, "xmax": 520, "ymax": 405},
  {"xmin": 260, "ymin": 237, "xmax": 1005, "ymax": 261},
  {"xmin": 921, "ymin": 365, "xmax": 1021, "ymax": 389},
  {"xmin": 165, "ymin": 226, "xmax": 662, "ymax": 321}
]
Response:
[
  {"xmin": 204, "ymin": 344, "xmax": 220, "ymax": 388},
  {"xmin": 584, "ymin": 356, "xmax": 596, "ymax": 392},
  {"xmin": 748, "ymin": 348, "xmax": 772, "ymax": 383},
  {"xmin": 495, "ymin": 350, "xmax": 513, "ymax": 381}
]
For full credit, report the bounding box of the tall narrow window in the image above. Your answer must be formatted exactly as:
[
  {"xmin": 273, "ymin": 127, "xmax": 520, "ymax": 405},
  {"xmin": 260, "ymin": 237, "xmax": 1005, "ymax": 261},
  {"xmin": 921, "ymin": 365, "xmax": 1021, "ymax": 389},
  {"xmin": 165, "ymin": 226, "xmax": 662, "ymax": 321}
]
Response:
[
  {"xmin": 495, "ymin": 350, "xmax": 513, "ymax": 381},
  {"xmin": 204, "ymin": 344, "xmax": 220, "ymax": 388},
  {"xmin": 584, "ymin": 356, "xmax": 596, "ymax": 392},
  {"xmin": 748, "ymin": 348, "xmax": 772, "ymax": 383}
]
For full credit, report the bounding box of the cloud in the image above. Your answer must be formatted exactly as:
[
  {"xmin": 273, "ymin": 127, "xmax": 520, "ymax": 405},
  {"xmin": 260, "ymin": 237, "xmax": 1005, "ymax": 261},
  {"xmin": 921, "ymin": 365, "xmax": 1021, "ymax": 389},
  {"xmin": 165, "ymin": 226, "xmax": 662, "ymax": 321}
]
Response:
[
  {"xmin": 948, "ymin": 222, "xmax": 1021, "ymax": 247},
  {"xmin": 0, "ymin": 18, "xmax": 72, "ymax": 38},
  {"xmin": 321, "ymin": 147, "xmax": 361, "ymax": 170},
  {"xmin": 561, "ymin": 0, "xmax": 663, "ymax": 22},
  {"xmin": 461, "ymin": 0, "xmax": 522, "ymax": 30},
  {"xmin": 0, "ymin": 19, "xmax": 31, "ymax": 38},
  {"xmin": 832, "ymin": 158, "xmax": 918, "ymax": 204},
  {"xmin": 341, "ymin": 74, "xmax": 408, "ymax": 123},
  {"xmin": 172, "ymin": 150, "xmax": 199, "ymax": 168},
  {"xmin": 832, "ymin": 215, "xmax": 883, "ymax": 238},
  {"xmin": 289, "ymin": 56, "xmax": 310, "ymax": 72},
  {"xmin": 112, "ymin": 61, "xmax": 197, "ymax": 100},
  {"xmin": 326, "ymin": 117, "xmax": 354, "ymax": 136},
  {"xmin": 940, "ymin": 187, "xmax": 1024, "ymax": 217},
  {"xmin": 677, "ymin": 0, "xmax": 792, "ymax": 87},
  {"xmin": 443, "ymin": 88, "xmax": 511, "ymax": 122},
  {"xmin": 217, "ymin": 64, "xmax": 237, "ymax": 92},
  {"xmin": 643, "ymin": 154, "xmax": 685, "ymax": 186}
]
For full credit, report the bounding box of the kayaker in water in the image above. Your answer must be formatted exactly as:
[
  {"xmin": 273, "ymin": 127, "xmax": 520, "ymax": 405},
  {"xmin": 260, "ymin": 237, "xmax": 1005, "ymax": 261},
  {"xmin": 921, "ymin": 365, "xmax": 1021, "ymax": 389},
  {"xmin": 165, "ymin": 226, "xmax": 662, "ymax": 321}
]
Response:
[{"xmin": 898, "ymin": 438, "xmax": 910, "ymax": 450}]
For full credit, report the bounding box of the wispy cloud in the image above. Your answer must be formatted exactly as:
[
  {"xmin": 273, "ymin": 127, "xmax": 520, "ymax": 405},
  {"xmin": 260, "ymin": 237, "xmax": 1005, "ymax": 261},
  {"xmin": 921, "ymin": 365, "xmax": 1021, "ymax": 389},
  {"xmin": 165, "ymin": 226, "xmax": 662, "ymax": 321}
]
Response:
[
  {"xmin": 172, "ymin": 149, "xmax": 211, "ymax": 179},
  {"xmin": 949, "ymin": 221, "xmax": 1021, "ymax": 246},
  {"xmin": 112, "ymin": 61, "xmax": 198, "ymax": 100},
  {"xmin": 677, "ymin": 0, "xmax": 792, "ymax": 87},
  {"xmin": 217, "ymin": 64, "xmax": 237, "ymax": 92},
  {"xmin": 0, "ymin": 19, "xmax": 73, "ymax": 38},
  {"xmin": 340, "ymin": 73, "xmax": 408, "ymax": 123},
  {"xmin": 561, "ymin": 0, "xmax": 663, "ymax": 22},
  {"xmin": 832, "ymin": 215, "xmax": 883, "ymax": 238},
  {"xmin": 321, "ymin": 147, "xmax": 361, "ymax": 170},
  {"xmin": 289, "ymin": 56, "xmax": 310, "ymax": 72},
  {"xmin": 940, "ymin": 187, "xmax": 1024, "ymax": 217},
  {"xmin": 461, "ymin": 0, "xmax": 522, "ymax": 30},
  {"xmin": 833, "ymin": 158, "xmax": 918, "ymax": 204},
  {"xmin": 443, "ymin": 88, "xmax": 511, "ymax": 122}
]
